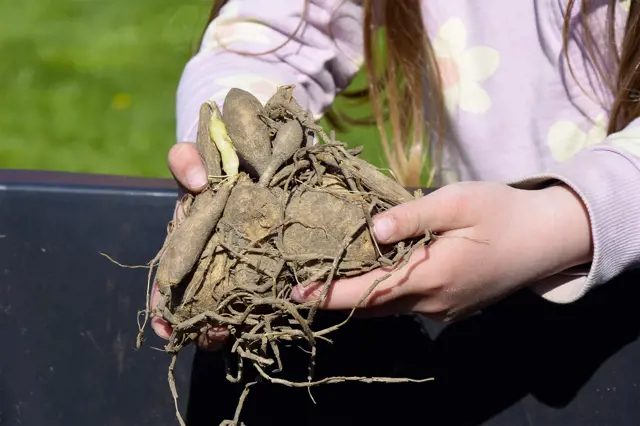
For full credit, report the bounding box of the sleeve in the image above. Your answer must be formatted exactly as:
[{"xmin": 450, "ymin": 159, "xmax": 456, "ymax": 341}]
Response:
[
  {"xmin": 175, "ymin": 0, "xmax": 365, "ymax": 143},
  {"xmin": 509, "ymin": 117, "xmax": 640, "ymax": 303}
]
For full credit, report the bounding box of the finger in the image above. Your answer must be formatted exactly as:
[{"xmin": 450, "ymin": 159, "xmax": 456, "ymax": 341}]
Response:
[
  {"xmin": 372, "ymin": 184, "xmax": 472, "ymax": 244},
  {"xmin": 168, "ymin": 142, "xmax": 208, "ymax": 193},
  {"xmin": 353, "ymin": 295, "xmax": 422, "ymax": 318},
  {"xmin": 150, "ymin": 280, "xmax": 230, "ymax": 350},
  {"xmin": 150, "ymin": 283, "xmax": 172, "ymax": 339},
  {"xmin": 197, "ymin": 327, "xmax": 229, "ymax": 352},
  {"xmin": 291, "ymin": 247, "xmax": 430, "ymax": 311},
  {"xmin": 353, "ymin": 296, "xmax": 450, "ymax": 322}
]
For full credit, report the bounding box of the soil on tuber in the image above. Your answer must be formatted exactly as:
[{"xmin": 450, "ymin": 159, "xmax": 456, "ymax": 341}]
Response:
[{"xmin": 137, "ymin": 85, "xmax": 437, "ymax": 426}]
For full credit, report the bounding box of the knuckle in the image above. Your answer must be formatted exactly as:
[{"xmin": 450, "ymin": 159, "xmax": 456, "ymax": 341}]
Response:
[
  {"xmin": 197, "ymin": 334, "xmax": 224, "ymax": 352},
  {"xmin": 390, "ymin": 203, "xmax": 423, "ymax": 238},
  {"xmin": 420, "ymin": 295, "xmax": 453, "ymax": 317},
  {"xmin": 416, "ymin": 272, "xmax": 455, "ymax": 314},
  {"xmin": 438, "ymin": 184, "xmax": 471, "ymax": 224}
]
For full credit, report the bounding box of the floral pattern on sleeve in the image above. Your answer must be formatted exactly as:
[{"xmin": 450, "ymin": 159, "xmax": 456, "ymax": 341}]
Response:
[
  {"xmin": 200, "ymin": 2, "xmax": 272, "ymax": 52},
  {"xmin": 621, "ymin": 0, "xmax": 631, "ymax": 12},
  {"xmin": 432, "ymin": 18, "xmax": 500, "ymax": 115},
  {"xmin": 547, "ymin": 114, "xmax": 607, "ymax": 162}
]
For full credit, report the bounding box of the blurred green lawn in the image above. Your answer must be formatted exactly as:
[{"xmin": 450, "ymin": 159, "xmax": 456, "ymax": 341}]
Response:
[{"xmin": 0, "ymin": 0, "xmax": 384, "ymax": 178}]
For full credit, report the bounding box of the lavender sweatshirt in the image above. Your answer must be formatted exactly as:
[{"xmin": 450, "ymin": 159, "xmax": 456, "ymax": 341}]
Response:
[{"xmin": 175, "ymin": 0, "xmax": 640, "ymax": 304}]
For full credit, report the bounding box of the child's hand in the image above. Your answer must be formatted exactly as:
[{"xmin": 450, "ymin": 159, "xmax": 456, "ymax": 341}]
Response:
[
  {"xmin": 166, "ymin": 141, "xmax": 209, "ymax": 193},
  {"xmin": 291, "ymin": 181, "xmax": 593, "ymax": 322},
  {"xmin": 150, "ymin": 142, "xmax": 229, "ymax": 351}
]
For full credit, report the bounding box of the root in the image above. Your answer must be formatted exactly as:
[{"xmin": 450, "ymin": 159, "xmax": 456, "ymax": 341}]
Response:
[
  {"xmin": 220, "ymin": 381, "xmax": 257, "ymax": 426},
  {"xmin": 306, "ymin": 216, "xmax": 369, "ymax": 325},
  {"xmin": 312, "ymin": 230, "xmax": 436, "ymax": 339},
  {"xmin": 98, "ymin": 252, "xmax": 150, "ymax": 269},
  {"xmin": 253, "ymin": 362, "xmax": 434, "ymax": 387},
  {"xmin": 168, "ymin": 354, "xmax": 186, "ymax": 426},
  {"xmin": 98, "ymin": 251, "xmax": 157, "ymax": 344}
]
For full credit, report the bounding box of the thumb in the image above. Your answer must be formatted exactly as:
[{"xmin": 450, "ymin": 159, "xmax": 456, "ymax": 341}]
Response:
[
  {"xmin": 168, "ymin": 142, "xmax": 209, "ymax": 193},
  {"xmin": 372, "ymin": 185, "xmax": 469, "ymax": 244}
]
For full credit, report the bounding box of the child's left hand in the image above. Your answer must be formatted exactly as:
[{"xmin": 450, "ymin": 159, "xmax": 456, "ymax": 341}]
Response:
[{"xmin": 291, "ymin": 181, "xmax": 593, "ymax": 322}]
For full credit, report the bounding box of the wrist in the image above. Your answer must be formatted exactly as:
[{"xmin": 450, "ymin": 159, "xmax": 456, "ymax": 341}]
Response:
[{"xmin": 534, "ymin": 183, "xmax": 593, "ymax": 270}]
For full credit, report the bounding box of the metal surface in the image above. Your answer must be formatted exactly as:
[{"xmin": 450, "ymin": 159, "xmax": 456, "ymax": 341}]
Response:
[
  {"xmin": 1, "ymin": 169, "xmax": 639, "ymax": 426},
  {"xmin": 0, "ymin": 170, "xmax": 193, "ymax": 426}
]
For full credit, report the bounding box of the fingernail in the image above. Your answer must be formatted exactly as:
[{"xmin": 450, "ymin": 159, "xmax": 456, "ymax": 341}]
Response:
[
  {"xmin": 373, "ymin": 217, "xmax": 394, "ymax": 242},
  {"xmin": 186, "ymin": 166, "xmax": 207, "ymax": 189},
  {"xmin": 207, "ymin": 326, "xmax": 229, "ymax": 338},
  {"xmin": 291, "ymin": 286, "xmax": 304, "ymax": 302}
]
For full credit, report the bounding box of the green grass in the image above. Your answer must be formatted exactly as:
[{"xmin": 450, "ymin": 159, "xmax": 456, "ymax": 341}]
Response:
[{"xmin": 0, "ymin": 0, "xmax": 384, "ymax": 178}]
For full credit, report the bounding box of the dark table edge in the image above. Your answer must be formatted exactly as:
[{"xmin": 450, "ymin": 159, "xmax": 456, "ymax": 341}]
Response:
[
  {"xmin": 0, "ymin": 169, "xmax": 429, "ymax": 196},
  {"xmin": 0, "ymin": 169, "xmax": 179, "ymax": 198}
]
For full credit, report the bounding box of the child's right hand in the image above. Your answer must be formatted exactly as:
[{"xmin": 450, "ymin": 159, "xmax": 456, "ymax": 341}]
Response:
[{"xmin": 150, "ymin": 142, "xmax": 229, "ymax": 352}]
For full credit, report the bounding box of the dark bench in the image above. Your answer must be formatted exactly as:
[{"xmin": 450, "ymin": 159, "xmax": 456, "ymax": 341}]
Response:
[{"xmin": 2, "ymin": 169, "xmax": 639, "ymax": 425}]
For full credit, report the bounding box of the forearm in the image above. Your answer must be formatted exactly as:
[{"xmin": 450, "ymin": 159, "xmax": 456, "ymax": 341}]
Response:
[
  {"xmin": 535, "ymin": 183, "xmax": 593, "ymax": 270},
  {"xmin": 511, "ymin": 117, "xmax": 640, "ymax": 303}
]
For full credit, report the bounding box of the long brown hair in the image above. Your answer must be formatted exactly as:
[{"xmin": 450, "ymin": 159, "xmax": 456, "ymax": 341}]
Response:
[{"xmin": 199, "ymin": 0, "xmax": 640, "ymax": 187}]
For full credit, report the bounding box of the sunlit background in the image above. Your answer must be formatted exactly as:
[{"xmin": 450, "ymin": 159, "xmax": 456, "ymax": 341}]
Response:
[{"xmin": 0, "ymin": 0, "xmax": 384, "ymax": 179}]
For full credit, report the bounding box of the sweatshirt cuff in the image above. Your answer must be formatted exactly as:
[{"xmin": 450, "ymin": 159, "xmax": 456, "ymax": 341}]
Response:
[{"xmin": 508, "ymin": 146, "xmax": 640, "ymax": 303}]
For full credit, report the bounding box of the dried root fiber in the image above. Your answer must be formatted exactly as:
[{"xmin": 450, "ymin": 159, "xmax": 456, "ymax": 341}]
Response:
[{"xmin": 138, "ymin": 86, "xmax": 435, "ymax": 425}]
